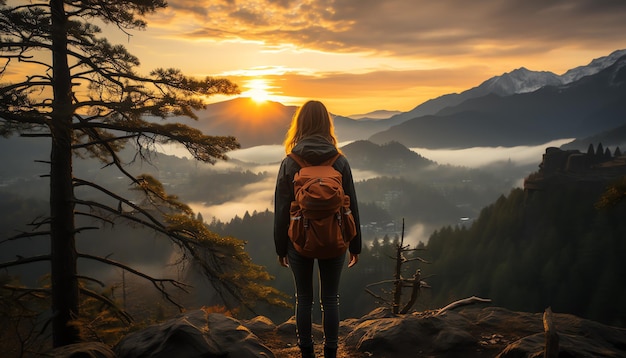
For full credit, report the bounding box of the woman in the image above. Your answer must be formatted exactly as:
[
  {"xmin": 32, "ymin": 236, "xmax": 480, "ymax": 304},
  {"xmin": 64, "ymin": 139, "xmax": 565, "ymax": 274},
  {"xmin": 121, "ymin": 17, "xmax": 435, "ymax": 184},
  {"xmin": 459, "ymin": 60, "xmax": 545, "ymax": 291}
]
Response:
[{"xmin": 274, "ymin": 100, "xmax": 362, "ymax": 358}]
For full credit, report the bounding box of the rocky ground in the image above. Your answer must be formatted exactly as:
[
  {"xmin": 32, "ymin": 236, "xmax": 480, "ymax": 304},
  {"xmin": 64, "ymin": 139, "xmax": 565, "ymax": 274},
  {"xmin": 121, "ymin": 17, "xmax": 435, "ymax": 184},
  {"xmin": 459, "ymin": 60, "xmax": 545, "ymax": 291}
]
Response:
[
  {"xmin": 51, "ymin": 304, "xmax": 626, "ymax": 357},
  {"xmin": 256, "ymin": 305, "xmax": 626, "ymax": 358}
]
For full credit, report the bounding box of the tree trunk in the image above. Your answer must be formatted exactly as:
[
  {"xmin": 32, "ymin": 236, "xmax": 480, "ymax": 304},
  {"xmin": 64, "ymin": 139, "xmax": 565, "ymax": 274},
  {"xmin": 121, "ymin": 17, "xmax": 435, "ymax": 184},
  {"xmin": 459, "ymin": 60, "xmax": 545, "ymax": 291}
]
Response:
[
  {"xmin": 399, "ymin": 270, "xmax": 420, "ymax": 314},
  {"xmin": 392, "ymin": 244, "xmax": 402, "ymax": 314},
  {"xmin": 543, "ymin": 307, "xmax": 559, "ymax": 358},
  {"xmin": 50, "ymin": 0, "xmax": 80, "ymax": 347}
]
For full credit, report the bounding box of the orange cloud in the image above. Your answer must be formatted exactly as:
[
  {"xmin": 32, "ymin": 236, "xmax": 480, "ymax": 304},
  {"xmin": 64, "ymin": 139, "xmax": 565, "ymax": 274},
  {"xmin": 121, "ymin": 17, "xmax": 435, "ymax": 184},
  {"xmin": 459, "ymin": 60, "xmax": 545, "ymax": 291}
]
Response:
[{"xmin": 149, "ymin": 0, "xmax": 626, "ymax": 63}]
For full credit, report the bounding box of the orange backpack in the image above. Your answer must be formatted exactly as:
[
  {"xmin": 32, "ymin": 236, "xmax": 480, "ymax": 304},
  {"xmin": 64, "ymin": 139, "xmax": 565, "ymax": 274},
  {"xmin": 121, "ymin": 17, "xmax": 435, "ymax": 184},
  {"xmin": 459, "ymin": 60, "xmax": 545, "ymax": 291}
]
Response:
[{"xmin": 287, "ymin": 153, "xmax": 357, "ymax": 259}]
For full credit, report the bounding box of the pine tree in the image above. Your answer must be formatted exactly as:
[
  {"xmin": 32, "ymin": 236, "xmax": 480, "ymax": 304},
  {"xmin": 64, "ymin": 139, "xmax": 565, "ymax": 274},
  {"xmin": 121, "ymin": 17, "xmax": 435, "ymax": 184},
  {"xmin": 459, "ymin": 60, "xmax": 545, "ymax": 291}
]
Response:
[
  {"xmin": 596, "ymin": 143, "xmax": 605, "ymax": 159},
  {"xmin": 587, "ymin": 143, "xmax": 595, "ymax": 156},
  {"xmin": 0, "ymin": 0, "xmax": 284, "ymax": 347}
]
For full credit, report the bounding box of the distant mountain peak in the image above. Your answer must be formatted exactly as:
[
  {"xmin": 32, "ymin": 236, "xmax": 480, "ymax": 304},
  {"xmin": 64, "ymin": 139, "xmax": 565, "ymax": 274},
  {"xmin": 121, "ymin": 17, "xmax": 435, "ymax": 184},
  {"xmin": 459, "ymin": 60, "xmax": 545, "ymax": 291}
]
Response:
[
  {"xmin": 347, "ymin": 109, "xmax": 403, "ymax": 120},
  {"xmin": 561, "ymin": 48, "xmax": 626, "ymax": 83},
  {"xmin": 510, "ymin": 66, "xmax": 530, "ymax": 73},
  {"xmin": 385, "ymin": 49, "xmax": 626, "ymax": 127},
  {"xmin": 481, "ymin": 67, "xmax": 562, "ymax": 95}
]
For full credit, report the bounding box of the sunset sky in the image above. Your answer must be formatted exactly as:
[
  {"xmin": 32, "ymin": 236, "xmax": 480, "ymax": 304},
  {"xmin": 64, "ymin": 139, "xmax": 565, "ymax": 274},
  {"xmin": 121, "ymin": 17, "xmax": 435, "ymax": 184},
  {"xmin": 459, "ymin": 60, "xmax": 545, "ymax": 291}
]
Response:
[{"xmin": 36, "ymin": 1, "xmax": 626, "ymax": 115}]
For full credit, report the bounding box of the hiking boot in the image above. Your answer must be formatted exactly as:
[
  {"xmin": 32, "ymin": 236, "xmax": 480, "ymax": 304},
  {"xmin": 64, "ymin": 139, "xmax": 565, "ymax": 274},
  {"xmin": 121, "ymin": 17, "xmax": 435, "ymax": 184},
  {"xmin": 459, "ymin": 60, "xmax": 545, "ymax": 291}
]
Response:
[
  {"xmin": 299, "ymin": 344, "xmax": 315, "ymax": 358},
  {"xmin": 323, "ymin": 346, "xmax": 337, "ymax": 358}
]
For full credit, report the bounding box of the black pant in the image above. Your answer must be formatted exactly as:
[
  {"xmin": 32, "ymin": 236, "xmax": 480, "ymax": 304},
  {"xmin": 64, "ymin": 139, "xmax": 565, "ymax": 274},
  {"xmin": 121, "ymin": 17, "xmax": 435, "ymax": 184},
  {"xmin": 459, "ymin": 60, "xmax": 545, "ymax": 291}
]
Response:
[{"xmin": 288, "ymin": 244, "xmax": 346, "ymax": 349}]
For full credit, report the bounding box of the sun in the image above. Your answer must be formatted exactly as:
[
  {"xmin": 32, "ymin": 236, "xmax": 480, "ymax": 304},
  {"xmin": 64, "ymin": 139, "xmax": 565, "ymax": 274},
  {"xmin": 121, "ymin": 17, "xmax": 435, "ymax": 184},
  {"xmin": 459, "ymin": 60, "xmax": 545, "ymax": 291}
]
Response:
[
  {"xmin": 243, "ymin": 78, "xmax": 271, "ymax": 103},
  {"xmin": 248, "ymin": 88, "xmax": 270, "ymax": 103}
]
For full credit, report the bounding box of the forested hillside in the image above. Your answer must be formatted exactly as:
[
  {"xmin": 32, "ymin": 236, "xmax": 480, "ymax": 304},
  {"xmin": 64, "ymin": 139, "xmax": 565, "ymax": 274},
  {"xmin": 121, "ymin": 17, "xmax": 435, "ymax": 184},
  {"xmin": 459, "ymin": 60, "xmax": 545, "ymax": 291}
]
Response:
[{"xmin": 425, "ymin": 181, "xmax": 626, "ymax": 327}]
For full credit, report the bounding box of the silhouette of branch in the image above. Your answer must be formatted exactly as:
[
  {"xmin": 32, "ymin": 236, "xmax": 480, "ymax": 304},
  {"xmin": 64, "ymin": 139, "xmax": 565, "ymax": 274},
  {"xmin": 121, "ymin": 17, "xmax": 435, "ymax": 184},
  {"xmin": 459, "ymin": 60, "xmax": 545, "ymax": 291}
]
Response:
[
  {"xmin": 20, "ymin": 132, "xmax": 51, "ymax": 137},
  {"xmin": 77, "ymin": 252, "xmax": 189, "ymax": 310},
  {"xmin": 76, "ymin": 275, "xmax": 106, "ymax": 288},
  {"xmin": 1, "ymin": 231, "xmax": 50, "ymax": 245},
  {"xmin": 0, "ymin": 284, "xmax": 50, "ymax": 300},
  {"xmin": 79, "ymin": 286, "xmax": 133, "ymax": 324},
  {"xmin": 75, "ymin": 211, "xmax": 114, "ymax": 225},
  {"xmin": 0, "ymin": 255, "xmax": 51, "ymax": 269},
  {"xmin": 366, "ymin": 279, "xmax": 396, "ymax": 287},
  {"xmin": 73, "ymin": 198, "xmax": 178, "ymax": 242},
  {"xmin": 75, "ymin": 226, "xmax": 100, "ymax": 234},
  {"xmin": 365, "ymin": 288, "xmax": 390, "ymax": 303},
  {"xmin": 71, "ymin": 133, "xmax": 139, "ymax": 149}
]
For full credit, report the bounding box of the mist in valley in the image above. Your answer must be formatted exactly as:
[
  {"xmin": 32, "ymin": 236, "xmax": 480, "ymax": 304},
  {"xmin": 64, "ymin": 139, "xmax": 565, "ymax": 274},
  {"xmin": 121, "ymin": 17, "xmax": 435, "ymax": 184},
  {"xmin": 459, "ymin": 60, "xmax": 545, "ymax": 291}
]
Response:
[{"xmin": 177, "ymin": 139, "xmax": 565, "ymax": 227}]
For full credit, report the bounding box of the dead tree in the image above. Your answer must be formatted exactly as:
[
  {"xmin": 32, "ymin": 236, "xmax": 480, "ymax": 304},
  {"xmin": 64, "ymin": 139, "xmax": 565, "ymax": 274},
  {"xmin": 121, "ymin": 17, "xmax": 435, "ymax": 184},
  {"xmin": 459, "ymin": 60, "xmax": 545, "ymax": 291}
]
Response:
[
  {"xmin": 366, "ymin": 218, "xmax": 431, "ymax": 314},
  {"xmin": 543, "ymin": 307, "xmax": 559, "ymax": 358}
]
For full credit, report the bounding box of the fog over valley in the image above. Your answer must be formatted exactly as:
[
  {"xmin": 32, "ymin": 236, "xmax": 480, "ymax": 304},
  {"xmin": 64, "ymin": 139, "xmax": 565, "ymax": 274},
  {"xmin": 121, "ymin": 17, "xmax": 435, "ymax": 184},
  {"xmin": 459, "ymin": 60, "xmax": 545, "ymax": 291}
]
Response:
[
  {"xmin": 409, "ymin": 138, "xmax": 574, "ymax": 168},
  {"xmin": 172, "ymin": 139, "xmax": 568, "ymax": 225}
]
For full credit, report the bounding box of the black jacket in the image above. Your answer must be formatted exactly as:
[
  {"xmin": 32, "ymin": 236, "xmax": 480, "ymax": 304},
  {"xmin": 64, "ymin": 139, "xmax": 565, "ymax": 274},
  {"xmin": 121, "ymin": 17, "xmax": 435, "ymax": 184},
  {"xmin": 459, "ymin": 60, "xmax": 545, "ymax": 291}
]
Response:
[{"xmin": 273, "ymin": 135, "xmax": 362, "ymax": 257}]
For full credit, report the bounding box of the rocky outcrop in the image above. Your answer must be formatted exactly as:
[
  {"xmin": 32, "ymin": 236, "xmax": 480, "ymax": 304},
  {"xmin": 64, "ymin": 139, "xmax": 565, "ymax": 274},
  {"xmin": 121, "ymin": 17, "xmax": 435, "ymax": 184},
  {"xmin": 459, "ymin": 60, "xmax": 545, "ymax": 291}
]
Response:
[
  {"xmin": 114, "ymin": 309, "xmax": 273, "ymax": 358},
  {"xmin": 524, "ymin": 145, "xmax": 626, "ymax": 192},
  {"xmin": 341, "ymin": 307, "xmax": 626, "ymax": 358},
  {"xmin": 47, "ymin": 306, "xmax": 626, "ymax": 357}
]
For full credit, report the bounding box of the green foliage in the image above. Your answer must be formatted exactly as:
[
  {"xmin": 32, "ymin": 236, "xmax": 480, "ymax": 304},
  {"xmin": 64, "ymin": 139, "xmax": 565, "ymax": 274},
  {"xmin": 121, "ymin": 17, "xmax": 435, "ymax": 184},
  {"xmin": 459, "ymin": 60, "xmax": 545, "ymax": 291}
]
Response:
[
  {"xmin": 596, "ymin": 176, "xmax": 626, "ymax": 208},
  {"xmin": 425, "ymin": 184, "xmax": 626, "ymax": 327}
]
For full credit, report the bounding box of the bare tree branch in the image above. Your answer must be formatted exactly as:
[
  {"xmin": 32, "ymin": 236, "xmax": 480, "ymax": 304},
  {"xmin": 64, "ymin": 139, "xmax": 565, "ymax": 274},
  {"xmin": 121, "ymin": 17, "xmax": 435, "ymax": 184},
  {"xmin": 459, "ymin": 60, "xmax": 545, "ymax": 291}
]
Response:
[
  {"xmin": 75, "ymin": 211, "xmax": 114, "ymax": 225},
  {"xmin": 365, "ymin": 288, "xmax": 391, "ymax": 304},
  {"xmin": 77, "ymin": 252, "xmax": 189, "ymax": 310},
  {"xmin": 1, "ymin": 231, "xmax": 50, "ymax": 245},
  {"xmin": 0, "ymin": 255, "xmax": 51, "ymax": 269},
  {"xmin": 403, "ymin": 257, "xmax": 431, "ymax": 264},
  {"xmin": 79, "ymin": 286, "xmax": 133, "ymax": 324},
  {"xmin": 436, "ymin": 296, "xmax": 492, "ymax": 315}
]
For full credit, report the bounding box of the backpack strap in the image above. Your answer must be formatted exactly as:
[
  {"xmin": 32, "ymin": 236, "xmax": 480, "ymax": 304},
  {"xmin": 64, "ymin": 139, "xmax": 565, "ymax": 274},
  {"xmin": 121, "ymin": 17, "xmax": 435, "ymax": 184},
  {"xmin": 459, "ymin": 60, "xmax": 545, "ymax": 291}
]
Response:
[
  {"xmin": 321, "ymin": 153, "xmax": 341, "ymax": 166},
  {"xmin": 288, "ymin": 152, "xmax": 341, "ymax": 168},
  {"xmin": 288, "ymin": 153, "xmax": 310, "ymax": 168}
]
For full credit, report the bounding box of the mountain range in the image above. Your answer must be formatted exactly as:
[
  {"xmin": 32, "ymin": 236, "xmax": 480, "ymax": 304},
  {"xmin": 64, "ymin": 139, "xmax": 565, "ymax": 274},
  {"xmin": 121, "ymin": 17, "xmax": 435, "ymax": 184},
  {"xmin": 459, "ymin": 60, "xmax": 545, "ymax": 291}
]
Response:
[
  {"xmin": 184, "ymin": 49, "xmax": 626, "ymax": 150},
  {"xmin": 385, "ymin": 49, "xmax": 626, "ymax": 125},
  {"xmin": 369, "ymin": 52, "xmax": 626, "ymax": 148}
]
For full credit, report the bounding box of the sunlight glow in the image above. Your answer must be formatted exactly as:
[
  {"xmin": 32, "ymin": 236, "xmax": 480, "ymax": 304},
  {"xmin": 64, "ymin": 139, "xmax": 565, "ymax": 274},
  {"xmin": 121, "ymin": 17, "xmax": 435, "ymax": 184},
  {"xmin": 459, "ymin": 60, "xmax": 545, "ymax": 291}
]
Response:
[{"xmin": 242, "ymin": 78, "xmax": 271, "ymax": 103}]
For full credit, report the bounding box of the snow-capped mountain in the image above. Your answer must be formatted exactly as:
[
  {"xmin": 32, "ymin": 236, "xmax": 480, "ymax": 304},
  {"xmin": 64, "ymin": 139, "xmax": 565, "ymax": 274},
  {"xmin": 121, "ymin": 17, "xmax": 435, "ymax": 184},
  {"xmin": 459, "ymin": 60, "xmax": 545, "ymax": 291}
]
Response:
[
  {"xmin": 387, "ymin": 49, "xmax": 626, "ymax": 125},
  {"xmin": 561, "ymin": 49, "xmax": 626, "ymax": 83},
  {"xmin": 478, "ymin": 67, "xmax": 562, "ymax": 95},
  {"xmin": 369, "ymin": 53, "xmax": 626, "ymax": 149}
]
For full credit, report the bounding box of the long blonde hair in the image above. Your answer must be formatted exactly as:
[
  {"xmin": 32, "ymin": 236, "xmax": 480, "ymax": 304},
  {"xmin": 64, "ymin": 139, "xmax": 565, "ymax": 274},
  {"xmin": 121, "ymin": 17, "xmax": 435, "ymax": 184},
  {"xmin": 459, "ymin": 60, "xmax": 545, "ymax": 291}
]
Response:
[{"xmin": 284, "ymin": 100, "xmax": 339, "ymax": 154}]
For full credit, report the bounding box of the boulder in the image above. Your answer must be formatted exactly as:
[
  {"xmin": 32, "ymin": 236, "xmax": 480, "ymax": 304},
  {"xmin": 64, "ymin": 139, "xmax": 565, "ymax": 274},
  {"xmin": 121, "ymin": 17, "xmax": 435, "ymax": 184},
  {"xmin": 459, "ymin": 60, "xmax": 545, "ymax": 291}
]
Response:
[
  {"xmin": 115, "ymin": 310, "xmax": 274, "ymax": 358},
  {"xmin": 496, "ymin": 311, "xmax": 626, "ymax": 358},
  {"xmin": 243, "ymin": 315, "xmax": 277, "ymax": 336},
  {"xmin": 339, "ymin": 307, "xmax": 626, "ymax": 358},
  {"xmin": 276, "ymin": 315, "xmax": 323, "ymax": 343},
  {"xmin": 344, "ymin": 310, "xmax": 478, "ymax": 357}
]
